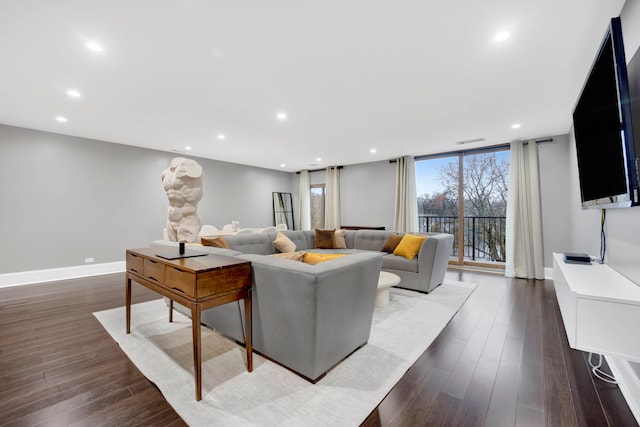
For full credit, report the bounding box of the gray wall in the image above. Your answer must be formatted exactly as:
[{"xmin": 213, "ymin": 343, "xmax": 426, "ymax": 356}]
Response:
[
  {"xmin": 340, "ymin": 160, "xmax": 396, "ymax": 228},
  {"xmin": 0, "ymin": 124, "xmax": 291, "ymax": 274},
  {"xmin": 538, "ymin": 135, "xmax": 572, "ymax": 267},
  {"xmin": 290, "ymin": 160, "xmax": 397, "ymax": 231},
  {"xmin": 567, "ymin": 0, "xmax": 640, "ymax": 285},
  {"xmin": 0, "ymin": 120, "xmax": 575, "ymax": 276}
]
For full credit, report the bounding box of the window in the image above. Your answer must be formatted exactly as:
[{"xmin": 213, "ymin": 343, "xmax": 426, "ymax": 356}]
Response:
[
  {"xmin": 416, "ymin": 148, "xmax": 509, "ymax": 267},
  {"xmin": 310, "ymin": 184, "xmax": 325, "ymax": 230}
]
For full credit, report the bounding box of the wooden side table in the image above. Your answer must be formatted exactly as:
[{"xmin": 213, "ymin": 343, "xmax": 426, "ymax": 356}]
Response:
[{"xmin": 125, "ymin": 247, "xmax": 252, "ymax": 401}]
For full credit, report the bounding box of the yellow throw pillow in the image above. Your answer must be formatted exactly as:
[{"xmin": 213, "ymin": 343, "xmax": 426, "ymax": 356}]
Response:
[
  {"xmin": 273, "ymin": 232, "xmax": 296, "ymax": 253},
  {"xmin": 334, "ymin": 229, "xmax": 347, "ymax": 249},
  {"xmin": 393, "ymin": 234, "xmax": 427, "ymax": 260},
  {"xmin": 201, "ymin": 237, "xmax": 230, "ymax": 249},
  {"xmin": 303, "ymin": 252, "xmax": 348, "ymax": 265}
]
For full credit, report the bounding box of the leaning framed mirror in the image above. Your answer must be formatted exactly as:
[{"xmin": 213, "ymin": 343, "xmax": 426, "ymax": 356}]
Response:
[{"xmin": 272, "ymin": 192, "xmax": 294, "ymax": 230}]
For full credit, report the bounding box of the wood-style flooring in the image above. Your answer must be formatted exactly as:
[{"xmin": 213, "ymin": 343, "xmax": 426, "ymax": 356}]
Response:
[{"xmin": 0, "ymin": 269, "xmax": 636, "ymax": 426}]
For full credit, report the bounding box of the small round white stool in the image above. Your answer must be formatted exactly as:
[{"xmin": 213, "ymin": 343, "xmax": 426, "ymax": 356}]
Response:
[{"xmin": 376, "ymin": 271, "xmax": 401, "ymax": 308}]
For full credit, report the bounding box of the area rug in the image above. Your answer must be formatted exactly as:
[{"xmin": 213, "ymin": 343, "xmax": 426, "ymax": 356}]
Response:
[{"xmin": 94, "ymin": 281, "xmax": 476, "ymax": 426}]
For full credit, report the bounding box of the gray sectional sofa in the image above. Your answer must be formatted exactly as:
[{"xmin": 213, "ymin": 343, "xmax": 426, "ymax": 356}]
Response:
[{"xmin": 150, "ymin": 229, "xmax": 453, "ymax": 381}]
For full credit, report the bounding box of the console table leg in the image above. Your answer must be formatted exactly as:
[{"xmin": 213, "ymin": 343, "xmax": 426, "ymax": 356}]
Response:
[
  {"xmin": 126, "ymin": 275, "xmax": 132, "ymax": 334},
  {"xmin": 192, "ymin": 303, "xmax": 202, "ymax": 401},
  {"xmin": 169, "ymin": 299, "xmax": 174, "ymax": 323},
  {"xmin": 244, "ymin": 290, "xmax": 253, "ymax": 372}
]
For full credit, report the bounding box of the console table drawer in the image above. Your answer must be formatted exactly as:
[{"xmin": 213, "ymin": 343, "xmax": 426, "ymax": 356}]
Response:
[
  {"xmin": 165, "ymin": 266, "xmax": 196, "ymax": 297},
  {"xmin": 143, "ymin": 258, "xmax": 165, "ymax": 284},
  {"xmin": 197, "ymin": 264, "xmax": 252, "ymax": 297},
  {"xmin": 126, "ymin": 252, "xmax": 144, "ymax": 275}
]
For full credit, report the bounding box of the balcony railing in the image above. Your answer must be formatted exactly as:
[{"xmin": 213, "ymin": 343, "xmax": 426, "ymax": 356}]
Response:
[{"xmin": 418, "ymin": 215, "xmax": 506, "ymax": 263}]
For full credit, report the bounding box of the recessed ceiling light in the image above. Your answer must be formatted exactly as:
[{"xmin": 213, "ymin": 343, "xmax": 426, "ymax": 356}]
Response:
[
  {"xmin": 280, "ymin": 163, "xmax": 286, "ymax": 168},
  {"xmin": 370, "ymin": 148, "xmax": 377, "ymax": 154},
  {"xmin": 276, "ymin": 112, "xmax": 287, "ymax": 121},
  {"xmin": 56, "ymin": 116, "xmax": 68, "ymax": 123},
  {"xmin": 494, "ymin": 31, "xmax": 510, "ymax": 42},
  {"xmin": 66, "ymin": 89, "xmax": 81, "ymax": 98},
  {"xmin": 86, "ymin": 41, "xmax": 104, "ymax": 52},
  {"xmin": 316, "ymin": 157, "xmax": 322, "ymax": 162},
  {"xmin": 217, "ymin": 134, "xmax": 226, "ymax": 140},
  {"xmin": 185, "ymin": 146, "xmax": 192, "ymax": 151},
  {"xmin": 511, "ymin": 123, "xmax": 521, "ymax": 129}
]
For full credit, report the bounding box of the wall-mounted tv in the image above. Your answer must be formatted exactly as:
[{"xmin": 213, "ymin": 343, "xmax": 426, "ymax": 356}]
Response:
[{"xmin": 572, "ymin": 17, "xmax": 639, "ymax": 209}]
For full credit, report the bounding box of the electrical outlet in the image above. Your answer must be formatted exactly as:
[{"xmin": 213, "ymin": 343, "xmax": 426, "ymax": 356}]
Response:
[{"xmin": 85, "ymin": 257, "xmax": 94, "ymax": 263}]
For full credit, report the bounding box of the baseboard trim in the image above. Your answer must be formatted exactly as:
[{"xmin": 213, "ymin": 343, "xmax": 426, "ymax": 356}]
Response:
[
  {"xmin": 0, "ymin": 261, "xmax": 126, "ymax": 288},
  {"xmin": 545, "ymin": 267, "xmax": 553, "ymax": 280}
]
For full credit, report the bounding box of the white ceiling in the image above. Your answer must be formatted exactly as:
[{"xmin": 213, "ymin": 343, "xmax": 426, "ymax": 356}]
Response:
[{"xmin": 0, "ymin": 0, "xmax": 628, "ymax": 171}]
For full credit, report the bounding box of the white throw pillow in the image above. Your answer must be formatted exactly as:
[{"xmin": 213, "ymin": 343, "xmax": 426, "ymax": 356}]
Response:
[
  {"xmin": 334, "ymin": 229, "xmax": 347, "ymax": 249},
  {"xmin": 273, "ymin": 232, "xmax": 296, "ymax": 253}
]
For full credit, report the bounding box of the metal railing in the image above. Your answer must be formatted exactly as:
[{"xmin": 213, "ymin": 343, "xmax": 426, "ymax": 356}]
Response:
[{"xmin": 418, "ymin": 215, "xmax": 506, "ymax": 263}]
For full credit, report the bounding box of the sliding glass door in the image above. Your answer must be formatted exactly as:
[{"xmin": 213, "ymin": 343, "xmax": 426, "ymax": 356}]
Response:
[{"xmin": 416, "ymin": 148, "xmax": 509, "ymax": 268}]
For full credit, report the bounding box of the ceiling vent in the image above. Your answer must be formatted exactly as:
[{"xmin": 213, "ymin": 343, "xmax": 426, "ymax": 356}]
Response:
[{"xmin": 456, "ymin": 138, "xmax": 485, "ymax": 145}]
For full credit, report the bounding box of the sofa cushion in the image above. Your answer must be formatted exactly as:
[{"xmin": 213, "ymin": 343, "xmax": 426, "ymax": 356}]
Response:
[
  {"xmin": 382, "ymin": 253, "xmax": 419, "ymax": 273},
  {"xmin": 353, "ymin": 230, "xmax": 395, "ymax": 251},
  {"xmin": 381, "ymin": 233, "xmax": 403, "ymax": 253},
  {"xmin": 273, "ymin": 232, "xmax": 296, "ymax": 253},
  {"xmin": 394, "ymin": 234, "xmax": 427, "ymax": 260},
  {"xmin": 305, "ymin": 248, "xmax": 368, "ymax": 255},
  {"xmin": 222, "ymin": 233, "xmax": 274, "ymax": 255},
  {"xmin": 268, "ymin": 251, "xmax": 305, "ymax": 261},
  {"xmin": 201, "ymin": 236, "xmax": 230, "ymax": 248},
  {"xmin": 342, "ymin": 230, "xmax": 357, "ymax": 248},
  {"xmin": 303, "ymin": 252, "xmax": 348, "ymax": 265},
  {"xmin": 314, "ymin": 229, "xmax": 336, "ymax": 249}
]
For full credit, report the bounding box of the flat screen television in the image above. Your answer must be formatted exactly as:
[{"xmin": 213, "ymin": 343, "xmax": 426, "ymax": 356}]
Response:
[{"xmin": 572, "ymin": 17, "xmax": 639, "ymax": 209}]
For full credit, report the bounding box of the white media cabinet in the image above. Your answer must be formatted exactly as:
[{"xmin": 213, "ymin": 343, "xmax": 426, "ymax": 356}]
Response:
[{"xmin": 552, "ymin": 252, "xmax": 640, "ymax": 423}]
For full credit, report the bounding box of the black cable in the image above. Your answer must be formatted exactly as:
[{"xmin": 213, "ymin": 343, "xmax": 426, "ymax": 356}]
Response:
[{"xmin": 600, "ymin": 209, "xmax": 606, "ymax": 263}]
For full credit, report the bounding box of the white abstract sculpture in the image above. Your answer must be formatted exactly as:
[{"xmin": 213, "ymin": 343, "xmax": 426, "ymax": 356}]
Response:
[{"xmin": 161, "ymin": 157, "xmax": 203, "ymax": 243}]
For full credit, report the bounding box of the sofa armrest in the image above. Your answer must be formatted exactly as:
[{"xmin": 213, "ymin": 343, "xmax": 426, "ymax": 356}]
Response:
[{"xmin": 415, "ymin": 233, "xmax": 454, "ymax": 291}]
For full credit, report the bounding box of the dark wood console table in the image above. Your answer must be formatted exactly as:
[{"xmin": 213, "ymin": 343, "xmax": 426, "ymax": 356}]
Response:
[{"xmin": 125, "ymin": 247, "xmax": 252, "ymax": 401}]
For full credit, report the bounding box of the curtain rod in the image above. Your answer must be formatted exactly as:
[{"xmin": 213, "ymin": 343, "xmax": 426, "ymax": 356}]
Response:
[
  {"xmin": 296, "ymin": 165, "xmax": 343, "ymax": 174},
  {"xmin": 402, "ymin": 138, "xmax": 554, "ymax": 162}
]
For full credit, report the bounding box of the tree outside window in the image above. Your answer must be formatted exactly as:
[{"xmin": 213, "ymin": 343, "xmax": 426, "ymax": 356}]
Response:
[{"xmin": 310, "ymin": 184, "xmax": 325, "ymax": 230}]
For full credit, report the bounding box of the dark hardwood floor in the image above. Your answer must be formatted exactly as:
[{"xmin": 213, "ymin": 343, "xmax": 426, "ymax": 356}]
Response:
[{"xmin": 0, "ymin": 269, "xmax": 636, "ymax": 426}]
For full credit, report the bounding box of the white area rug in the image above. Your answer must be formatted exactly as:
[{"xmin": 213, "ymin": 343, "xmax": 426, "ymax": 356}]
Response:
[{"xmin": 94, "ymin": 281, "xmax": 475, "ymax": 426}]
